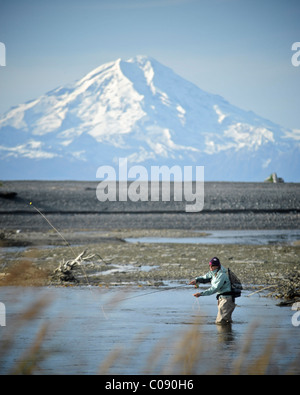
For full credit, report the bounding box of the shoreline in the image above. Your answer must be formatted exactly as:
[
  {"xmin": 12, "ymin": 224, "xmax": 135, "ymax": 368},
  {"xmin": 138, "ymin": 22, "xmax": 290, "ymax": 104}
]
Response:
[
  {"xmin": 0, "ymin": 228, "xmax": 299, "ymax": 305},
  {"xmin": 1, "ymin": 181, "xmax": 299, "ymax": 304}
]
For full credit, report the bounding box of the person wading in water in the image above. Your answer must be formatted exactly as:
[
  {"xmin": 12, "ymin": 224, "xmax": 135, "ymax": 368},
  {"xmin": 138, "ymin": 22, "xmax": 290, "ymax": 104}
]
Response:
[{"xmin": 189, "ymin": 257, "xmax": 236, "ymax": 325}]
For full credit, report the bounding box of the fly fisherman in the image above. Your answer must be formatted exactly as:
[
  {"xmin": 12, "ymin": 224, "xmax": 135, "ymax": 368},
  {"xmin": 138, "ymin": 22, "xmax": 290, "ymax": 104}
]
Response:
[{"xmin": 189, "ymin": 257, "xmax": 236, "ymax": 325}]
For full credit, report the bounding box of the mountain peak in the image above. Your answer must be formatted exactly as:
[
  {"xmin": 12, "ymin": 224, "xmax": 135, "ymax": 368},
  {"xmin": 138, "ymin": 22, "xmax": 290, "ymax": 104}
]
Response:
[{"xmin": 0, "ymin": 56, "xmax": 299, "ymax": 181}]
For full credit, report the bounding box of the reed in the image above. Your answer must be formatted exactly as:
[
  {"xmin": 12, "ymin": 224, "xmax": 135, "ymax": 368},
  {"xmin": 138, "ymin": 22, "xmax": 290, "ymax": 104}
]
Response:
[{"xmin": 0, "ymin": 291, "xmax": 52, "ymax": 374}]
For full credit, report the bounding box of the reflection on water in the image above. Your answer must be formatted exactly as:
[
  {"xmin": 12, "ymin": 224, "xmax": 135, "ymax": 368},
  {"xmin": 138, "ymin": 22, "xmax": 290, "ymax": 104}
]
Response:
[
  {"xmin": 91, "ymin": 264, "xmax": 158, "ymax": 277},
  {"xmin": 216, "ymin": 323, "xmax": 235, "ymax": 345},
  {"xmin": 0, "ymin": 286, "xmax": 299, "ymax": 374},
  {"xmin": 126, "ymin": 229, "xmax": 300, "ymax": 245}
]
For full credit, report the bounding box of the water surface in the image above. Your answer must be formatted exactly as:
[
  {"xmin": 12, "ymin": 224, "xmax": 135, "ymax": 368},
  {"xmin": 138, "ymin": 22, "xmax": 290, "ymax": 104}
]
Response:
[
  {"xmin": 0, "ymin": 285, "xmax": 299, "ymax": 374},
  {"xmin": 126, "ymin": 229, "xmax": 300, "ymax": 245}
]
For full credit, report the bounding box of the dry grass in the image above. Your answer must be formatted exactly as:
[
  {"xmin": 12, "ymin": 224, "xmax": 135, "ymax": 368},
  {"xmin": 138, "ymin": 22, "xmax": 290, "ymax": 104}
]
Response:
[
  {"xmin": 1, "ymin": 295, "xmax": 300, "ymax": 375},
  {"xmin": 0, "ymin": 248, "xmax": 50, "ymax": 287},
  {"xmin": 97, "ymin": 318, "xmax": 300, "ymax": 375},
  {"xmin": 0, "ymin": 291, "xmax": 52, "ymax": 374},
  {"xmin": 0, "ymin": 261, "xmax": 49, "ymax": 286}
]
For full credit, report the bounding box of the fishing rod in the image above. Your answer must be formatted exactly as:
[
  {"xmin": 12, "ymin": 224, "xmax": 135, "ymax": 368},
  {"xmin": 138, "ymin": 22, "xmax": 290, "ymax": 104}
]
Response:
[
  {"xmin": 119, "ymin": 283, "xmax": 189, "ymax": 302},
  {"xmin": 100, "ymin": 283, "xmax": 192, "ymax": 321}
]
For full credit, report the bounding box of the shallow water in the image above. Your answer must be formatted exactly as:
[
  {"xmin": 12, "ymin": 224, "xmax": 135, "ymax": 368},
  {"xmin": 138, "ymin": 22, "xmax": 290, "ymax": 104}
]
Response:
[
  {"xmin": 91, "ymin": 264, "xmax": 159, "ymax": 277},
  {"xmin": 0, "ymin": 285, "xmax": 299, "ymax": 375},
  {"xmin": 126, "ymin": 229, "xmax": 300, "ymax": 245}
]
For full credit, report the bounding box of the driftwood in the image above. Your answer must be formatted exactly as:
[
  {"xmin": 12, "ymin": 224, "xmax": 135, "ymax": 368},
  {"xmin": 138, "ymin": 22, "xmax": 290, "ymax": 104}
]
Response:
[
  {"xmin": 247, "ymin": 285, "xmax": 276, "ymax": 297},
  {"xmin": 276, "ymin": 298, "xmax": 300, "ymax": 307},
  {"xmin": 53, "ymin": 250, "xmax": 100, "ymax": 284}
]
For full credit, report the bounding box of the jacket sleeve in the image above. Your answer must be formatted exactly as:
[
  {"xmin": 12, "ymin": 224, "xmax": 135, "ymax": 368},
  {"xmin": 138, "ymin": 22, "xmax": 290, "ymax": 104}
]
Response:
[
  {"xmin": 195, "ymin": 271, "xmax": 212, "ymax": 284},
  {"xmin": 200, "ymin": 272, "xmax": 227, "ymax": 296}
]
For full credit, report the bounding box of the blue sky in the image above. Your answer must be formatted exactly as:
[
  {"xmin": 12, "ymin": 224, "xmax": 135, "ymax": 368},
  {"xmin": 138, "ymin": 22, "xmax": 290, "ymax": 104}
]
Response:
[{"xmin": 0, "ymin": 0, "xmax": 299, "ymax": 130}]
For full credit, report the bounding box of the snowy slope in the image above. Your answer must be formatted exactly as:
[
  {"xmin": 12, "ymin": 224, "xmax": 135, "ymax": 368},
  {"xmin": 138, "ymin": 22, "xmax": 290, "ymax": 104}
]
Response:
[{"xmin": 0, "ymin": 55, "xmax": 299, "ymax": 181}]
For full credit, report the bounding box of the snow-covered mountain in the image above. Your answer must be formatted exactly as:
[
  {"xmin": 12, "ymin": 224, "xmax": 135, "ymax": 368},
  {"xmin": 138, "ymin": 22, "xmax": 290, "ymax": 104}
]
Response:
[{"xmin": 0, "ymin": 55, "xmax": 299, "ymax": 181}]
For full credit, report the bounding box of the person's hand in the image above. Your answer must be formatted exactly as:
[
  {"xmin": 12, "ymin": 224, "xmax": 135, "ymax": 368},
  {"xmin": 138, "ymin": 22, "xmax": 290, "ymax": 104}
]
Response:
[
  {"xmin": 189, "ymin": 280, "xmax": 196, "ymax": 286},
  {"xmin": 193, "ymin": 293, "xmax": 202, "ymax": 298}
]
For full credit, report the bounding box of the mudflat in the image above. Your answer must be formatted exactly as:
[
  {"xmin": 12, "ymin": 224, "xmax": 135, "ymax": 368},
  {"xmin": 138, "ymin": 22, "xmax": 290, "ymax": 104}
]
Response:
[
  {"xmin": 0, "ymin": 180, "xmax": 299, "ymax": 230},
  {"xmin": 0, "ymin": 181, "xmax": 299, "ymax": 302}
]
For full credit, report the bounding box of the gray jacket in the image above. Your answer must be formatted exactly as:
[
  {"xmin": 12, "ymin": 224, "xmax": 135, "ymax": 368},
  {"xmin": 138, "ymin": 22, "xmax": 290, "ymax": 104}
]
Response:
[{"xmin": 195, "ymin": 265, "xmax": 231, "ymax": 297}]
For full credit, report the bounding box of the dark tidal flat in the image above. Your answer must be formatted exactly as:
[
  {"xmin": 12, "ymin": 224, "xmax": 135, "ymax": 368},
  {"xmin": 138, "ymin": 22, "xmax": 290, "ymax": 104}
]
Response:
[{"xmin": 0, "ymin": 181, "xmax": 299, "ymax": 231}]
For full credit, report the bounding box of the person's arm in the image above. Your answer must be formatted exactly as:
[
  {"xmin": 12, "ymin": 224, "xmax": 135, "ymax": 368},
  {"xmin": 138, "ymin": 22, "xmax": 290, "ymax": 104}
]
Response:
[
  {"xmin": 189, "ymin": 271, "xmax": 211, "ymax": 286},
  {"xmin": 190, "ymin": 272, "xmax": 212, "ymax": 297},
  {"xmin": 199, "ymin": 272, "xmax": 227, "ymax": 297}
]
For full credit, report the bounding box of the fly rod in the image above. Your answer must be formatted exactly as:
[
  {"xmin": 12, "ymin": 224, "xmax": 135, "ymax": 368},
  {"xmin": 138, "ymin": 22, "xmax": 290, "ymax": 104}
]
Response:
[{"xmin": 119, "ymin": 283, "xmax": 189, "ymax": 302}]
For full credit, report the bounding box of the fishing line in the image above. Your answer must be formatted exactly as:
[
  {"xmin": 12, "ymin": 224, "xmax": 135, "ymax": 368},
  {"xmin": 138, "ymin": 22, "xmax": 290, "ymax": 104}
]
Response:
[
  {"xmin": 29, "ymin": 202, "xmax": 111, "ymax": 266},
  {"xmin": 193, "ymin": 297, "xmax": 201, "ymax": 312},
  {"xmin": 29, "ymin": 202, "xmax": 76, "ymax": 255},
  {"xmin": 119, "ymin": 283, "xmax": 189, "ymax": 302},
  {"xmin": 100, "ymin": 283, "xmax": 191, "ymax": 320},
  {"xmin": 29, "ymin": 201, "xmax": 91, "ymax": 286}
]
